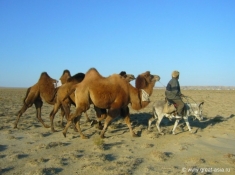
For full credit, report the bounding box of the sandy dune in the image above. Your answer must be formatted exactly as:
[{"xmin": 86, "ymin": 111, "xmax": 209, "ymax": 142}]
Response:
[{"xmin": 0, "ymin": 88, "xmax": 234, "ymax": 175}]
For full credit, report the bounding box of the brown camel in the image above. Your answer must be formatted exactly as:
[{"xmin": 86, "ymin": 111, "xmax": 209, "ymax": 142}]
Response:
[
  {"xmin": 49, "ymin": 71, "xmax": 135, "ymax": 132},
  {"xmin": 14, "ymin": 70, "xmax": 71, "ymax": 128},
  {"xmin": 92, "ymin": 71, "xmax": 136, "ymax": 129},
  {"xmin": 62, "ymin": 68, "xmax": 160, "ymax": 139}
]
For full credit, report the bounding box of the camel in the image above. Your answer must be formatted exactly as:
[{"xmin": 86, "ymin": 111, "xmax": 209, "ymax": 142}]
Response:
[
  {"xmin": 14, "ymin": 70, "xmax": 71, "ymax": 129},
  {"xmin": 62, "ymin": 68, "xmax": 160, "ymax": 139},
  {"xmin": 90, "ymin": 71, "xmax": 136, "ymax": 130},
  {"xmin": 49, "ymin": 71, "xmax": 135, "ymax": 132}
]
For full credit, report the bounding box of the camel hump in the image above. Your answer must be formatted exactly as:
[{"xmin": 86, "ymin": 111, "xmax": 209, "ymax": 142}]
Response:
[
  {"xmin": 67, "ymin": 73, "xmax": 85, "ymax": 83},
  {"xmin": 39, "ymin": 72, "xmax": 52, "ymax": 81},
  {"xmin": 60, "ymin": 69, "xmax": 71, "ymax": 84},
  {"xmin": 62, "ymin": 69, "xmax": 71, "ymax": 75},
  {"xmin": 38, "ymin": 72, "xmax": 56, "ymax": 86},
  {"xmin": 85, "ymin": 68, "xmax": 103, "ymax": 79}
]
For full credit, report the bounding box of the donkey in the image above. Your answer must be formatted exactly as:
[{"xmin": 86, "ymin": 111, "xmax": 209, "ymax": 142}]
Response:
[{"xmin": 148, "ymin": 99, "xmax": 204, "ymax": 135}]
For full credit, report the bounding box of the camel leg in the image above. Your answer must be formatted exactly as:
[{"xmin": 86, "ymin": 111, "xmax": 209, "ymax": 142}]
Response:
[
  {"xmin": 183, "ymin": 116, "xmax": 192, "ymax": 133},
  {"xmin": 84, "ymin": 111, "xmax": 91, "ymax": 123},
  {"xmin": 100, "ymin": 115, "xmax": 113, "ymax": 138},
  {"xmin": 124, "ymin": 115, "xmax": 137, "ymax": 137},
  {"xmin": 61, "ymin": 102, "xmax": 79, "ymax": 132},
  {"xmin": 14, "ymin": 104, "xmax": 28, "ymax": 128},
  {"xmin": 121, "ymin": 107, "xmax": 137, "ymax": 137},
  {"xmin": 62, "ymin": 120, "xmax": 72, "ymax": 138},
  {"xmin": 62, "ymin": 108, "xmax": 85, "ymax": 138},
  {"xmin": 172, "ymin": 119, "xmax": 180, "ymax": 135},
  {"xmin": 61, "ymin": 102, "xmax": 71, "ymax": 126},
  {"xmin": 74, "ymin": 116, "xmax": 88, "ymax": 139},
  {"xmin": 49, "ymin": 102, "xmax": 61, "ymax": 132},
  {"xmin": 60, "ymin": 107, "xmax": 65, "ymax": 127},
  {"xmin": 92, "ymin": 107, "xmax": 107, "ymax": 130},
  {"xmin": 35, "ymin": 100, "xmax": 50, "ymax": 128}
]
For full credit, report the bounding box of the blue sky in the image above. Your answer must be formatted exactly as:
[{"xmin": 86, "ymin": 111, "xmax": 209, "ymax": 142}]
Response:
[{"xmin": 0, "ymin": 0, "xmax": 234, "ymax": 87}]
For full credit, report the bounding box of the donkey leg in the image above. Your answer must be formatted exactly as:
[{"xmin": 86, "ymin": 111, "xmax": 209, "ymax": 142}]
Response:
[
  {"xmin": 172, "ymin": 119, "xmax": 180, "ymax": 135},
  {"xmin": 183, "ymin": 116, "xmax": 193, "ymax": 133},
  {"xmin": 148, "ymin": 117, "xmax": 154, "ymax": 131},
  {"xmin": 156, "ymin": 118, "xmax": 164, "ymax": 135}
]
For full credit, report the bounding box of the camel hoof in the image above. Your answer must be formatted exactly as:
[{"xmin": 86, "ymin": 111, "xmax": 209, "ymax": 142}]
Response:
[
  {"xmin": 132, "ymin": 133, "xmax": 138, "ymax": 137},
  {"xmin": 44, "ymin": 124, "xmax": 50, "ymax": 128},
  {"xmin": 81, "ymin": 135, "xmax": 88, "ymax": 139},
  {"xmin": 63, "ymin": 132, "xmax": 66, "ymax": 138},
  {"xmin": 160, "ymin": 132, "xmax": 165, "ymax": 135},
  {"xmin": 97, "ymin": 125, "xmax": 104, "ymax": 130},
  {"xmin": 100, "ymin": 134, "xmax": 105, "ymax": 139},
  {"xmin": 51, "ymin": 129, "xmax": 57, "ymax": 132}
]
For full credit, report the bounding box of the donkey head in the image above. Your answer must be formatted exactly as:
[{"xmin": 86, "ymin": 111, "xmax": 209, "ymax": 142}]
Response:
[{"xmin": 194, "ymin": 101, "xmax": 204, "ymax": 121}]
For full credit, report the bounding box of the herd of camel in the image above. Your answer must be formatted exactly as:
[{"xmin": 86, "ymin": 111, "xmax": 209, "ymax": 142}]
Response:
[{"xmin": 14, "ymin": 68, "xmax": 160, "ymax": 139}]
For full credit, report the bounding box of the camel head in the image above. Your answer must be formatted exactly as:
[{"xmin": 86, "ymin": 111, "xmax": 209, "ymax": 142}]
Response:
[
  {"xmin": 119, "ymin": 71, "xmax": 136, "ymax": 82},
  {"xmin": 135, "ymin": 71, "xmax": 160, "ymax": 89},
  {"xmin": 125, "ymin": 74, "xmax": 136, "ymax": 82}
]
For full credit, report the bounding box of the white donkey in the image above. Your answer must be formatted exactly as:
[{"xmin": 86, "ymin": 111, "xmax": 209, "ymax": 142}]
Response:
[{"xmin": 148, "ymin": 99, "xmax": 204, "ymax": 135}]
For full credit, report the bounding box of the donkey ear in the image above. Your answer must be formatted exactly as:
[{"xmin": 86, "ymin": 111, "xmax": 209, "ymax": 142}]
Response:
[{"xmin": 199, "ymin": 101, "xmax": 204, "ymax": 106}]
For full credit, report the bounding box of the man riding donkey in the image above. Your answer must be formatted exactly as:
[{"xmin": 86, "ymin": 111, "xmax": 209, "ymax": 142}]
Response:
[{"xmin": 165, "ymin": 70, "xmax": 186, "ymax": 119}]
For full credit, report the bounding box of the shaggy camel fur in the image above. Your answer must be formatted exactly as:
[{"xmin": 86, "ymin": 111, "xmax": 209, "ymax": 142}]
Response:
[
  {"xmin": 91, "ymin": 71, "xmax": 136, "ymax": 130},
  {"xmin": 14, "ymin": 70, "xmax": 71, "ymax": 128},
  {"xmin": 49, "ymin": 71, "xmax": 135, "ymax": 132},
  {"xmin": 62, "ymin": 68, "xmax": 160, "ymax": 139}
]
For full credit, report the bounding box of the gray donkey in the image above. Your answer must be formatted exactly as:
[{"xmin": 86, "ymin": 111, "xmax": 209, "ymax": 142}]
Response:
[{"xmin": 148, "ymin": 99, "xmax": 204, "ymax": 135}]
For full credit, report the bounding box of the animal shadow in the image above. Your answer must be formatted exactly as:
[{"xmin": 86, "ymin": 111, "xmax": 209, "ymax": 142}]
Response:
[
  {"xmin": 130, "ymin": 112, "xmax": 153, "ymax": 127},
  {"xmin": 188, "ymin": 114, "xmax": 235, "ymax": 130},
  {"xmin": 0, "ymin": 145, "xmax": 8, "ymax": 152}
]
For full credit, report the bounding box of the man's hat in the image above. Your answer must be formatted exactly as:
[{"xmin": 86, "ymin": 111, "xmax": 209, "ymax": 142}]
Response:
[{"xmin": 172, "ymin": 70, "xmax": 179, "ymax": 78}]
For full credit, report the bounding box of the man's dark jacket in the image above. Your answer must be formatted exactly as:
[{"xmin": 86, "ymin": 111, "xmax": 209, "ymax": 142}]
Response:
[{"xmin": 165, "ymin": 77, "xmax": 182, "ymax": 100}]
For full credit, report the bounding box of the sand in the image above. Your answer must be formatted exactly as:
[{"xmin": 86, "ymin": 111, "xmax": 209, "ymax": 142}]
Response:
[{"xmin": 0, "ymin": 88, "xmax": 235, "ymax": 175}]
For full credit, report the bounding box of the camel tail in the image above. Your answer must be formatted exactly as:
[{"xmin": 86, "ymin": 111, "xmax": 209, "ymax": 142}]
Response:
[
  {"xmin": 23, "ymin": 87, "xmax": 31, "ymax": 104},
  {"xmin": 49, "ymin": 88, "xmax": 58, "ymax": 103}
]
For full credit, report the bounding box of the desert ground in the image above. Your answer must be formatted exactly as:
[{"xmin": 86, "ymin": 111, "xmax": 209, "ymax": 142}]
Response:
[{"xmin": 0, "ymin": 88, "xmax": 234, "ymax": 175}]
